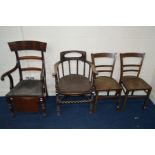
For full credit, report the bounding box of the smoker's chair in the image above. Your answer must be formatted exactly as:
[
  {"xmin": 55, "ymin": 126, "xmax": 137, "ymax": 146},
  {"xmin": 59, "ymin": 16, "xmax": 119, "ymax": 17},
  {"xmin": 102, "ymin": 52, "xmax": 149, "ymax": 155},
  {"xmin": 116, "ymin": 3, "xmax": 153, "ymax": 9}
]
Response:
[
  {"xmin": 1, "ymin": 41, "xmax": 48, "ymax": 116},
  {"xmin": 91, "ymin": 53, "xmax": 122, "ymax": 112},
  {"xmin": 120, "ymin": 53, "xmax": 152, "ymax": 111},
  {"xmin": 53, "ymin": 50, "xmax": 97, "ymax": 115}
]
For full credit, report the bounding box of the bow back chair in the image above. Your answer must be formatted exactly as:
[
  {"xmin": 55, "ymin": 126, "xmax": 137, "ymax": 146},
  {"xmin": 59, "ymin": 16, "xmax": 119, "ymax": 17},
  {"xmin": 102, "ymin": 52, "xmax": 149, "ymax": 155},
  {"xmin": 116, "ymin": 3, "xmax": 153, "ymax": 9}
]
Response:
[
  {"xmin": 91, "ymin": 53, "xmax": 122, "ymax": 112},
  {"xmin": 53, "ymin": 50, "xmax": 97, "ymax": 115},
  {"xmin": 120, "ymin": 53, "xmax": 152, "ymax": 111},
  {"xmin": 1, "ymin": 41, "xmax": 48, "ymax": 116}
]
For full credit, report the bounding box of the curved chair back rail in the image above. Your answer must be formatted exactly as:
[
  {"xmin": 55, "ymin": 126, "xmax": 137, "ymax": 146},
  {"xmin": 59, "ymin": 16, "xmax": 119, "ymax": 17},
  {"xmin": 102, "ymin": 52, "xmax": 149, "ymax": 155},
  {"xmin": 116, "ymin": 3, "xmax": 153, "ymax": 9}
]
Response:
[
  {"xmin": 8, "ymin": 41, "xmax": 46, "ymax": 52},
  {"xmin": 54, "ymin": 51, "xmax": 93, "ymax": 80},
  {"xmin": 60, "ymin": 50, "xmax": 86, "ymax": 61},
  {"xmin": 54, "ymin": 60, "xmax": 93, "ymax": 81}
]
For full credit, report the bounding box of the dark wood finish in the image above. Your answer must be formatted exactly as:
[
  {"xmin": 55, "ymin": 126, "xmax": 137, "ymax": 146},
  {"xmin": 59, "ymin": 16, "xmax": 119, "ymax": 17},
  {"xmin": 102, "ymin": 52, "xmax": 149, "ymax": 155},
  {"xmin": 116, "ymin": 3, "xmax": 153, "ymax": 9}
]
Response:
[
  {"xmin": 60, "ymin": 50, "xmax": 86, "ymax": 61},
  {"xmin": 119, "ymin": 52, "xmax": 152, "ymax": 111},
  {"xmin": 8, "ymin": 41, "xmax": 46, "ymax": 52},
  {"xmin": 1, "ymin": 40, "xmax": 48, "ymax": 117},
  {"xmin": 12, "ymin": 97, "xmax": 39, "ymax": 112},
  {"xmin": 53, "ymin": 50, "xmax": 97, "ymax": 115},
  {"xmin": 58, "ymin": 74, "xmax": 93, "ymax": 95},
  {"xmin": 18, "ymin": 56, "xmax": 43, "ymax": 60},
  {"xmin": 21, "ymin": 67, "xmax": 42, "ymax": 71},
  {"xmin": 91, "ymin": 53, "xmax": 122, "ymax": 112},
  {"xmin": 1, "ymin": 63, "xmax": 19, "ymax": 89}
]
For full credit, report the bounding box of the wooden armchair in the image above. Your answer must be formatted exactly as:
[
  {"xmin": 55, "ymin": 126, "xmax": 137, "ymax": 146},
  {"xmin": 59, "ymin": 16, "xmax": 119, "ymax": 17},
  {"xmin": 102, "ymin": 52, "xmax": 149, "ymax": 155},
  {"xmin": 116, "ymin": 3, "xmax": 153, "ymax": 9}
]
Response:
[
  {"xmin": 120, "ymin": 53, "xmax": 152, "ymax": 111},
  {"xmin": 53, "ymin": 50, "xmax": 97, "ymax": 115},
  {"xmin": 1, "ymin": 41, "xmax": 48, "ymax": 116}
]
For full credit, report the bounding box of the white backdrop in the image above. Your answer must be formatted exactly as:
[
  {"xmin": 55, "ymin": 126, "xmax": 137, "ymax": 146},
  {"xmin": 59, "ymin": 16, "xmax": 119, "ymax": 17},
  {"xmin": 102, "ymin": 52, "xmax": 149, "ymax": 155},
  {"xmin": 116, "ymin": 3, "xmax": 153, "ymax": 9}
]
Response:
[{"xmin": 0, "ymin": 26, "xmax": 155, "ymax": 103}]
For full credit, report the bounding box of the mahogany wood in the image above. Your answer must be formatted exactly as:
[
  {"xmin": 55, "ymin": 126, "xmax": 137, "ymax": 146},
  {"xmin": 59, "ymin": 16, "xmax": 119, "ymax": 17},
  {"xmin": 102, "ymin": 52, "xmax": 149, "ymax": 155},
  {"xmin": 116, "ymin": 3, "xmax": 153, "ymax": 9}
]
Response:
[{"xmin": 1, "ymin": 40, "xmax": 48, "ymax": 116}]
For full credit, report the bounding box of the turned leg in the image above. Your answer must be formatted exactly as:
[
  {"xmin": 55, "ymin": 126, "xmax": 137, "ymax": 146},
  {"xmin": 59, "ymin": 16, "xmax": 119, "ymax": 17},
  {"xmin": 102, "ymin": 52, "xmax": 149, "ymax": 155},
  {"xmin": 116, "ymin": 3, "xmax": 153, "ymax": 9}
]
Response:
[
  {"xmin": 45, "ymin": 83, "xmax": 48, "ymax": 97},
  {"xmin": 131, "ymin": 90, "xmax": 134, "ymax": 96},
  {"xmin": 7, "ymin": 97, "xmax": 16, "ymax": 117},
  {"xmin": 107, "ymin": 90, "xmax": 109, "ymax": 96},
  {"xmin": 40, "ymin": 97, "xmax": 47, "ymax": 117},
  {"xmin": 121, "ymin": 90, "xmax": 129, "ymax": 111},
  {"xmin": 116, "ymin": 89, "xmax": 122, "ymax": 112},
  {"xmin": 56, "ymin": 104, "xmax": 61, "ymax": 116},
  {"xmin": 56, "ymin": 94, "xmax": 61, "ymax": 116},
  {"xmin": 143, "ymin": 88, "xmax": 152, "ymax": 110},
  {"xmin": 93, "ymin": 91, "xmax": 98, "ymax": 113},
  {"xmin": 115, "ymin": 91, "xmax": 118, "ymax": 96},
  {"xmin": 89, "ymin": 93, "xmax": 94, "ymax": 114}
]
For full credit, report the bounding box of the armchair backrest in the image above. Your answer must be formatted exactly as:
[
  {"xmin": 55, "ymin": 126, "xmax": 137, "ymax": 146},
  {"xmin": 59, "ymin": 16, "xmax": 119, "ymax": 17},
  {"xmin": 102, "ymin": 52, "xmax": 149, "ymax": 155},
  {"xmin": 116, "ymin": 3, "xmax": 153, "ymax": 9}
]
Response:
[
  {"xmin": 55, "ymin": 50, "xmax": 93, "ymax": 82},
  {"xmin": 8, "ymin": 40, "xmax": 47, "ymax": 81},
  {"xmin": 60, "ymin": 50, "xmax": 86, "ymax": 62}
]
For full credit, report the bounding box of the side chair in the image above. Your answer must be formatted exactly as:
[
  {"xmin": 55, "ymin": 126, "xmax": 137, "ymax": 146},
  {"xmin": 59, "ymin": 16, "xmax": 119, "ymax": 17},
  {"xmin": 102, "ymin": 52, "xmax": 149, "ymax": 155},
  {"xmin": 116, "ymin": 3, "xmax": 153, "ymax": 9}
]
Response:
[
  {"xmin": 119, "ymin": 52, "xmax": 152, "ymax": 111},
  {"xmin": 91, "ymin": 53, "xmax": 122, "ymax": 112}
]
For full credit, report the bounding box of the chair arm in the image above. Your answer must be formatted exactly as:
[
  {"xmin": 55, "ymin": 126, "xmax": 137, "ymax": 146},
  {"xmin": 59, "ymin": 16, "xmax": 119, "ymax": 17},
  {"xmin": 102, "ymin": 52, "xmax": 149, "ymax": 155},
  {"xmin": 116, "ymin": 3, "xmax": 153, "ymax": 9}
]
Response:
[
  {"xmin": 85, "ymin": 60, "xmax": 98, "ymax": 75},
  {"xmin": 52, "ymin": 61, "xmax": 61, "ymax": 88},
  {"xmin": 1, "ymin": 63, "xmax": 19, "ymax": 89},
  {"xmin": 52, "ymin": 61, "xmax": 61, "ymax": 77},
  {"xmin": 1, "ymin": 63, "xmax": 18, "ymax": 81},
  {"xmin": 92, "ymin": 64, "xmax": 98, "ymax": 76}
]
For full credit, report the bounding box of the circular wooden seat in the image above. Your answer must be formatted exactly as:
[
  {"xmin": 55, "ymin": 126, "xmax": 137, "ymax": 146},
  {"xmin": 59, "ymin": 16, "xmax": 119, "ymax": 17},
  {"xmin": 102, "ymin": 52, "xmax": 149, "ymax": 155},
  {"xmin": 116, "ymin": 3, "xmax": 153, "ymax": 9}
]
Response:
[{"xmin": 58, "ymin": 74, "xmax": 93, "ymax": 95}]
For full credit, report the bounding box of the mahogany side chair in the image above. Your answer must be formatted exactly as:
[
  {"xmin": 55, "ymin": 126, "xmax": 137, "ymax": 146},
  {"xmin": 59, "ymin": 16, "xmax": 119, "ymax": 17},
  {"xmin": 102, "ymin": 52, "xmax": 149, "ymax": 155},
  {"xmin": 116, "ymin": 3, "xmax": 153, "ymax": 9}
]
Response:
[
  {"xmin": 91, "ymin": 53, "xmax": 122, "ymax": 112},
  {"xmin": 119, "ymin": 53, "xmax": 152, "ymax": 111}
]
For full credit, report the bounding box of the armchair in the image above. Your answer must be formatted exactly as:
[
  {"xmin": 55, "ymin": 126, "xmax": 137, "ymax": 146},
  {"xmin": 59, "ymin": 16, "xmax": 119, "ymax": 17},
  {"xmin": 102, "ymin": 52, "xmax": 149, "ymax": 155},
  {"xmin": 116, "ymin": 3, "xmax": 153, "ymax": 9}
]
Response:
[
  {"xmin": 53, "ymin": 50, "xmax": 97, "ymax": 115},
  {"xmin": 1, "ymin": 41, "xmax": 48, "ymax": 116}
]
